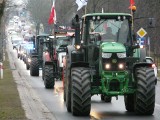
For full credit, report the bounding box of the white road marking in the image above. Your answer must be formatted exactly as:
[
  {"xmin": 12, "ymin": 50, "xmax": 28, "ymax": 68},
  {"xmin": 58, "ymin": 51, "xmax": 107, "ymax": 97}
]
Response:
[{"xmin": 155, "ymin": 103, "xmax": 160, "ymax": 108}]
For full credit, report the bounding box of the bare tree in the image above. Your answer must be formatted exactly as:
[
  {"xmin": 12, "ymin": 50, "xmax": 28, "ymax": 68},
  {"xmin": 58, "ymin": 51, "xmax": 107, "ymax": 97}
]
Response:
[
  {"xmin": 27, "ymin": 0, "xmax": 53, "ymax": 34},
  {"xmin": 55, "ymin": 0, "xmax": 77, "ymax": 26}
]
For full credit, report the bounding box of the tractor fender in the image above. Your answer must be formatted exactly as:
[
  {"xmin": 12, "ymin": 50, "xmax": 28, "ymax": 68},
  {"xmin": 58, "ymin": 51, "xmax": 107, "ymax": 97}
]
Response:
[
  {"xmin": 133, "ymin": 62, "xmax": 153, "ymax": 80},
  {"xmin": 66, "ymin": 45, "xmax": 75, "ymax": 63},
  {"xmin": 66, "ymin": 45, "xmax": 89, "ymax": 80},
  {"xmin": 67, "ymin": 45, "xmax": 88, "ymax": 68},
  {"xmin": 44, "ymin": 60, "xmax": 57, "ymax": 66},
  {"xmin": 71, "ymin": 62, "xmax": 89, "ymax": 68},
  {"xmin": 45, "ymin": 61, "xmax": 53, "ymax": 66}
]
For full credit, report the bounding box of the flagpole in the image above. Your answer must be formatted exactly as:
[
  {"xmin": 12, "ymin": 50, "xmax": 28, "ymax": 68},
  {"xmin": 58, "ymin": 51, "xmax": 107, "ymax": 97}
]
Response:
[
  {"xmin": 131, "ymin": 4, "xmax": 134, "ymax": 31},
  {"xmin": 84, "ymin": 3, "xmax": 87, "ymax": 23},
  {"xmin": 148, "ymin": 37, "xmax": 150, "ymax": 57},
  {"xmin": 129, "ymin": 0, "xmax": 136, "ymax": 32}
]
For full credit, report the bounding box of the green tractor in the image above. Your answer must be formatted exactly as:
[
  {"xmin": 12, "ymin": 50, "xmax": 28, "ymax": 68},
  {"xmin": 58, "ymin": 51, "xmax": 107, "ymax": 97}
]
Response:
[
  {"xmin": 63, "ymin": 13, "xmax": 156, "ymax": 116},
  {"xmin": 30, "ymin": 34, "xmax": 50, "ymax": 76}
]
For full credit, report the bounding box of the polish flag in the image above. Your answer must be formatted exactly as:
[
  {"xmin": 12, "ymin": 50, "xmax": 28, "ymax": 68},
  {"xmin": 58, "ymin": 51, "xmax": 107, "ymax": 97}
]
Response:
[
  {"xmin": 48, "ymin": 0, "xmax": 56, "ymax": 24},
  {"xmin": 130, "ymin": 0, "xmax": 135, "ymax": 6},
  {"xmin": 129, "ymin": 0, "xmax": 135, "ymax": 9}
]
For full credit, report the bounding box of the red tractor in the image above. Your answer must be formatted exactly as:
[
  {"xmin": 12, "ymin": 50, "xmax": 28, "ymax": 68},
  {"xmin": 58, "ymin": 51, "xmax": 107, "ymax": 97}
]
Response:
[{"xmin": 42, "ymin": 28, "xmax": 75, "ymax": 89}]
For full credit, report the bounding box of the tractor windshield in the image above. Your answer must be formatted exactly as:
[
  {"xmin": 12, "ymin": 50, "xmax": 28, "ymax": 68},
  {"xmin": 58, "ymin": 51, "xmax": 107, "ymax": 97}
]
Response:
[
  {"xmin": 56, "ymin": 37, "xmax": 73, "ymax": 46},
  {"xmin": 89, "ymin": 19, "xmax": 130, "ymax": 44}
]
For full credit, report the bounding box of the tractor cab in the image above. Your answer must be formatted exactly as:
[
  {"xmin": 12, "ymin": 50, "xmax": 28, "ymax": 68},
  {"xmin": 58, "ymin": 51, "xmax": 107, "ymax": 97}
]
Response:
[{"xmin": 77, "ymin": 13, "xmax": 136, "ymax": 75}]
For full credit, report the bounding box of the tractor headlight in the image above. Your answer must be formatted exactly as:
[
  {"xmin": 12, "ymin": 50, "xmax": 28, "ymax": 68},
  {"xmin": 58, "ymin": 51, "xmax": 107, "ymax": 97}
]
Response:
[
  {"xmin": 21, "ymin": 51, "xmax": 24, "ymax": 54},
  {"xmin": 75, "ymin": 45, "xmax": 81, "ymax": 50},
  {"xmin": 102, "ymin": 53, "xmax": 112, "ymax": 58},
  {"xmin": 118, "ymin": 63, "xmax": 125, "ymax": 69},
  {"xmin": 28, "ymin": 58, "xmax": 31, "ymax": 63},
  {"xmin": 117, "ymin": 53, "xmax": 126, "ymax": 58},
  {"xmin": 105, "ymin": 63, "xmax": 111, "ymax": 70}
]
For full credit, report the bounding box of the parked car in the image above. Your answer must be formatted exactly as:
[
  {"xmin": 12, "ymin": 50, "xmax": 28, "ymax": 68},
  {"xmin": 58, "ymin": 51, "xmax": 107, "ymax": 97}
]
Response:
[{"xmin": 146, "ymin": 57, "xmax": 158, "ymax": 84}]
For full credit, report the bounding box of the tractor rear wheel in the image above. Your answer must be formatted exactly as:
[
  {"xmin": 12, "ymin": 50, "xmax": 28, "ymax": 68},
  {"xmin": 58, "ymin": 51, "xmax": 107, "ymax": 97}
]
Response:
[
  {"xmin": 66, "ymin": 83, "xmax": 71, "ymax": 112},
  {"xmin": 65, "ymin": 56, "xmax": 71, "ymax": 112},
  {"xmin": 135, "ymin": 67, "xmax": 156, "ymax": 115},
  {"xmin": 71, "ymin": 67, "xmax": 91, "ymax": 116},
  {"xmin": 26, "ymin": 64, "xmax": 30, "ymax": 70},
  {"xmin": 44, "ymin": 65, "xmax": 55, "ymax": 89},
  {"xmin": 124, "ymin": 94, "xmax": 134, "ymax": 112},
  {"xmin": 30, "ymin": 57, "xmax": 39, "ymax": 76},
  {"xmin": 42, "ymin": 64, "xmax": 45, "ymax": 80},
  {"xmin": 63, "ymin": 67, "xmax": 66, "ymax": 102}
]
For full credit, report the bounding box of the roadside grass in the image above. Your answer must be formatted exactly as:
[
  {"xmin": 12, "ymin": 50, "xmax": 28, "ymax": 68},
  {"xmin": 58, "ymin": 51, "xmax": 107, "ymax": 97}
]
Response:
[{"xmin": 0, "ymin": 53, "xmax": 27, "ymax": 120}]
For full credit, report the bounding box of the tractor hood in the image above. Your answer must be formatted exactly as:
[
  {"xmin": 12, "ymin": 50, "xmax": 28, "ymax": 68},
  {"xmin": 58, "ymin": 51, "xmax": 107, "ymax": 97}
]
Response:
[{"xmin": 101, "ymin": 42, "xmax": 126, "ymax": 53}]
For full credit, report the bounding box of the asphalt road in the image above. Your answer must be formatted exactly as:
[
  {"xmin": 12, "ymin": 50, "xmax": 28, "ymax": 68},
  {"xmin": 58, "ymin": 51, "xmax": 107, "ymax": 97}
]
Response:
[{"xmin": 7, "ymin": 40, "xmax": 160, "ymax": 120}]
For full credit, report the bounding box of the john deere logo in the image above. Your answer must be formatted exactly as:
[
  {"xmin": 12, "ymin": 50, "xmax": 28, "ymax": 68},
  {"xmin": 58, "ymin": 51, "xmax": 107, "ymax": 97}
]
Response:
[{"xmin": 112, "ymin": 59, "xmax": 117, "ymax": 63}]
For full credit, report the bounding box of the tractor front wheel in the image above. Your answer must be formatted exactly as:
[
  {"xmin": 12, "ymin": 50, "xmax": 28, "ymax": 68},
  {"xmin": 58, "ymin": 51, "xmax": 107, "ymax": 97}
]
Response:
[
  {"xmin": 124, "ymin": 94, "xmax": 134, "ymax": 112},
  {"xmin": 135, "ymin": 67, "xmax": 156, "ymax": 115},
  {"xmin": 63, "ymin": 67, "xmax": 66, "ymax": 102},
  {"xmin": 26, "ymin": 64, "xmax": 30, "ymax": 70},
  {"xmin": 71, "ymin": 67, "xmax": 91, "ymax": 116}
]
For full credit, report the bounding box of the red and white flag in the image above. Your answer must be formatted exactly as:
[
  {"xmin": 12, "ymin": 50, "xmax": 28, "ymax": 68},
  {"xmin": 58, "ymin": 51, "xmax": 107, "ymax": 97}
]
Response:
[
  {"xmin": 129, "ymin": 0, "xmax": 135, "ymax": 8},
  {"xmin": 48, "ymin": 0, "xmax": 56, "ymax": 25}
]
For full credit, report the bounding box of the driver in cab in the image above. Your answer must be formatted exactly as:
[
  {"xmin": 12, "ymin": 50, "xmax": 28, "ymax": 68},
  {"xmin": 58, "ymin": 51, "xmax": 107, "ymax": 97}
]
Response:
[{"xmin": 101, "ymin": 27, "xmax": 116, "ymax": 41}]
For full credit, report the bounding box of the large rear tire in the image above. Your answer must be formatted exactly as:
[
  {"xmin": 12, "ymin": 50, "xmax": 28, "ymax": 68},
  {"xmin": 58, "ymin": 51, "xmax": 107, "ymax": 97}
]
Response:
[
  {"xmin": 26, "ymin": 64, "xmax": 30, "ymax": 70},
  {"xmin": 135, "ymin": 67, "xmax": 156, "ymax": 115},
  {"xmin": 63, "ymin": 67, "xmax": 66, "ymax": 102},
  {"xmin": 71, "ymin": 67, "xmax": 91, "ymax": 116},
  {"xmin": 65, "ymin": 56, "xmax": 71, "ymax": 112},
  {"xmin": 44, "ymin": 65, "xmax": 55, "ymax": 89},
  {"xmin": 42, "ymin": 64, "xmax": 45, "ymax": 81},
  {"xmin": 30, "ymin": 57, "xmax": 39, "ymax": 76},
  {"xmin": 124, "ymin": 94, "xmax": 134, "ymax": 112}
]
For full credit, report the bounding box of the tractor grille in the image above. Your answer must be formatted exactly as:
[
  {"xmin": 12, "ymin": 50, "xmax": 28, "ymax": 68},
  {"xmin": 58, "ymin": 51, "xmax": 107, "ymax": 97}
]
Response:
[
  {"xmin": 102, "ymin": 53, "xmax": 125, "ymax": 71},
  {"xmin": 109, "ymin": 80, "xmax": 120, "ymax": 91}
]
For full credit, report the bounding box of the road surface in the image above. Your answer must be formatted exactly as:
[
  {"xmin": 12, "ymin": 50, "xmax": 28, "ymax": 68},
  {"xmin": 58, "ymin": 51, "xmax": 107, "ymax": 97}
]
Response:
[{"xmin": 7, "ymin": 39, "xmax": 160, "ymax": 120}]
